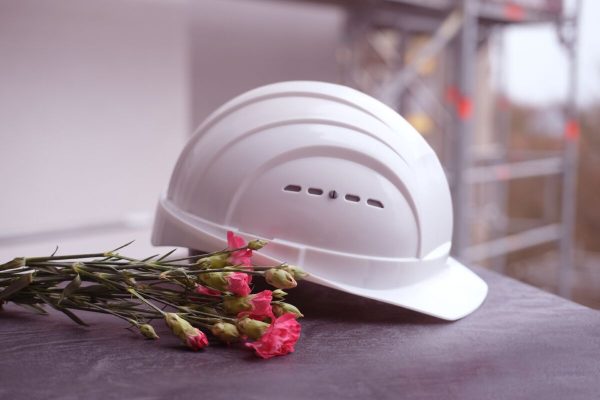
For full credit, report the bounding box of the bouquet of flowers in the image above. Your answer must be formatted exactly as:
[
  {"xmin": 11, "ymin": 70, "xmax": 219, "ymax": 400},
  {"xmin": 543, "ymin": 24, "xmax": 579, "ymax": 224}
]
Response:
[{"xmin": 0, "ymin": 232, "xmax": 306, "ymax": 359}]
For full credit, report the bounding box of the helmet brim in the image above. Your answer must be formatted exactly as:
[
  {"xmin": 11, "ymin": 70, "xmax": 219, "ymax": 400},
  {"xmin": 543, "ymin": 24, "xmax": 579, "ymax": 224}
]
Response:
[
  {"xmin": 152, "ymin": 197, "xmax": 487, "ymax": 321},
  {"xmin": 305, "ymin": 256, "xmax": 488, "ymax": 321}
]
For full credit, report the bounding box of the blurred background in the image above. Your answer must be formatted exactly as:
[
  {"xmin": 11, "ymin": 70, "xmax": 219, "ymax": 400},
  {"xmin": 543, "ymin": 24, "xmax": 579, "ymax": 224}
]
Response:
[{"xmin": 1, "ymin": 0, "xmax": 598, "ymax": 307}]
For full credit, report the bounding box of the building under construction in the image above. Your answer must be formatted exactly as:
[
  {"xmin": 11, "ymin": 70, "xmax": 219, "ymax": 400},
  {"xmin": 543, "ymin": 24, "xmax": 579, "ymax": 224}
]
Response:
[{"xmin": 291, "ymin": 0, "xmax": 580, "ymax": 297}]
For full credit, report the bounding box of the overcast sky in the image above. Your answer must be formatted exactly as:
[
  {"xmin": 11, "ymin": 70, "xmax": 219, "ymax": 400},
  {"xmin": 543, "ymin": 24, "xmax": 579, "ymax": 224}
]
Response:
[{"xmin": 500, "ymin": 0, "xmax": 599, "ymax": 107}]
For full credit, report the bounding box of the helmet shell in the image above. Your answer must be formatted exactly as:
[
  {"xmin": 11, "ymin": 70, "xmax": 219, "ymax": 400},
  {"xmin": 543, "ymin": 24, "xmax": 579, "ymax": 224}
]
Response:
[{"xmin": 152, "ymin": 81, "xmax": 487, "ymax": 319}]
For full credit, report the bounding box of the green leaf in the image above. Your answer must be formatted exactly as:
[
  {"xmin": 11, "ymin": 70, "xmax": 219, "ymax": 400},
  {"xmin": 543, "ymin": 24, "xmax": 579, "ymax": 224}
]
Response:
[
  {"xmin": 36, "ymin": 293, "xmax": 88, "ymax": 326},
  {"xmin": 156, "ymin": 248, "xmax": 177, "ymax": 262},
  {"xmin": 59, "ymin": 274, "xmax": 81, "ymax": 304},
  {"xmin": 50, "ymin": 246, "xmax": 59, "ymax": 257},
  {"xmin": 0, "ymin": 257, "xmax": 25, "ymax": 270},
  {"xmin": 58, "ymin": 307, "xmax": 88, "ymax": 326},
  {"xmin": 141, "ymin": 254, "xmax": 159, "ymax": 262},
  {"xmin": 109, "ymin": 240, "xmax": 135, "ymax": 253},
  {"xmin": 0, "ymin": 273, "xmax": 33, "ymax": 300}
]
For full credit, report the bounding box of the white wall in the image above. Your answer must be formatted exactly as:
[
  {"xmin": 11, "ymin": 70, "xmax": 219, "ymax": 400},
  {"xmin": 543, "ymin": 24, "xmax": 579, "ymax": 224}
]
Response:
[
  {"xmin": 0, "ymin": 0, "xmax": 343, "ymax": 249},
  {"xmin": 0, "ymin": 0, "xmax": 189, "ymax": 239},
  {"xmin": 188, "ymin": 0, "xmax": 343, "ymax": 128}
]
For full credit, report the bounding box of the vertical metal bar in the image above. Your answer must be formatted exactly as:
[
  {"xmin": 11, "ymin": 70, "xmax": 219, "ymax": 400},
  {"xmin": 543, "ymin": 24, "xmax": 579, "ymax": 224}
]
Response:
[
  {"xmin": 451, "ymin": 0, "xmax": 478, "ymax": 260},
  {"xmin": 492, "ymin": 28, "xmax": 510, "ymax": 273},
  {"xmin": 375, "ymin": 10, "xmax": 464, "ymax": 105},
  {"xmin": 558, "ymin": 0, "xmax": 581, "ymax": 298}
]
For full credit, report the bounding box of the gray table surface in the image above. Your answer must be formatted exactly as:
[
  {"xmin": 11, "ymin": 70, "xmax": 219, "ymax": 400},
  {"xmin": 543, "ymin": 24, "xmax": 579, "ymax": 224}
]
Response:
[{"xmin": 1, "ymin": 267, "xmax": 599, "ymax": 400}]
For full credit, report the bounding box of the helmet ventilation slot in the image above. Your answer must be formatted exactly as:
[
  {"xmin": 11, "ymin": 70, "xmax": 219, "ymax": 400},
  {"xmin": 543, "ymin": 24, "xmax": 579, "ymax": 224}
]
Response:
[
  {"xmin": 344, "ymin": 194, "xmax": 360, "ymax": 202},
  {"xmin": 284, "ymin": 184, "xmax": 302, "ymax": 192},
  {"xmin": 367, "ymin": 199, "xmax": 384, "ymax": 209},
  {"xmin": 283, "ymin": 185, "xmax": 384, "ymax": 209}
]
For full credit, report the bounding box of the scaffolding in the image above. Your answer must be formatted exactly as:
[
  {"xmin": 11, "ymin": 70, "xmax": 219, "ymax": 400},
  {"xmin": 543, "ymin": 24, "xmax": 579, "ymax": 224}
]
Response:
[{"xmin": 296, "ymin": 0, "xmax": 580, "ymax": 296}]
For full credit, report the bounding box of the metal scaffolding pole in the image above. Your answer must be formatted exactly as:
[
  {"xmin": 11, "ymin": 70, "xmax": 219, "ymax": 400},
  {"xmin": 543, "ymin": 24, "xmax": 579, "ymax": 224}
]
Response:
[
  {"xmin": 491, "ymin": 29, "xmax": 510, "ymax": 273},
  {"xmin": 375, "ymin": 10, "xmax": 463, "ymax": 106},
  {"xmin": 330, "ymin": 0, "xmax": 574, "ymax": 293},
  {"xmin": 466, "ymin": 223, "xmax": 561, "ymax": 263},
  {"xmin": 558, "ymin": 0, "xmax": 581, "ymax": 298},
  {"xmin": 451, "ymin": 0, "xmax": 478, "ymax": 260}
]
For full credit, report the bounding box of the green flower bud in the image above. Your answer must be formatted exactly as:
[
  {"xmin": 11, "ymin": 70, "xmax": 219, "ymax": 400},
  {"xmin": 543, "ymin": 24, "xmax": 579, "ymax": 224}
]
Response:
[
  {"xmin": 198, "ymin": 271, "xmax": 229, "ymax": 291},
  {"xmin": 237, "ymin": 317, "xmax": 270, "ymax": 340},
  {"xmin": 139, "ymin": 324, "xmax": 160, "ymax": 340},
  {"xmin": 211, "ymin": 322, "xmax": 241, "ymax": 343},
  {"xmin": 0, "ymin": 257, "xmax": 25, "ymax": 269},
  {"xmin": 164, "ymin": 313, "xmax": 196, "ymax": 341},
  {"xmin": 272, "ymin": 302, "xmax": 304, "ymax": 318},
  {"xmin": 222, "ymin": 295, "xmax": 251, "ymax": 315},
  {"xmin": 197, "ymin": 254, "xmax": 229, "ymax": 269},
  {"xmin": 247, "ymin": 239, "xmax": 268, "ymax": 251},
  {"xmin": 282, "ymin": 265, "xmax": 308, "ymax": 280},
  {"xmin": 265, "ymin": 269, "xmax": 297, "ymax": 289},
  {"xmin": 272, "ymin": 289, "xmax": 288, "ymax": 299}
]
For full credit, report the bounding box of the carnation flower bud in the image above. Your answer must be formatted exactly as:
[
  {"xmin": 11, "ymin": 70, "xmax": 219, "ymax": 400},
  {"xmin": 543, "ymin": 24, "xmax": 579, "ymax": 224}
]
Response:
[
  {"xmin": 139, "ymin": 324, "xmax": 160, "ymax": 340},
  {"xmin": 164, "ymin": 312, "xmax": 195, "ymax": 340},
  {"xmin": 164, "ymin": 313, "xmax": 209, "ymax": 350},
  {"xmin": 272, "ymin": 302, "xmax": 304, "ymax": 318},
  {"xmin": 185, "ymin": 328, "xmax": 209, "ymax": 351},
  {"xmin": 211, "ymin": 322, "xmax": 241, "ymax": 343},
  {"xmin": 198, "ymin": 272, "xmax": 229, "ymax": 291},
  {"xmin": 271, "ymin": 289, "xmax": 288, "ymax": 299},
  {"xmin": 247, "ymin": 239, "xmax": 268, "ymax": 251},
  {"xmin": 265, "ymin": 269, "xmax": 297, "ymax": 289},
  {"xmin": 195, "ymin": 284, "xmax": 222, "ymax": 297},
  {"xmin": 1, "ymin": 257, "xmax": 25, "ymax": 269},
  {"xmin": 237, "ymin": 317, "xmax": 270, "ymax": 340},
  {"xmin": 197, "ymin": 254, "xmax": 229, "ymax": 269},
  {"xmin": 282, "ymin": 265, "xmax": 308, "ymax": 280},
  {"xmin": 223, "ymin": 295, "xmax": 251, "ymax": 315}
]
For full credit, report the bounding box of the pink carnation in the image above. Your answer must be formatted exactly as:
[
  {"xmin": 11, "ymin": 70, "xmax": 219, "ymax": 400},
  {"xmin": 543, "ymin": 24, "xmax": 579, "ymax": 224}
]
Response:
[
  {"xmin": 195, "ymin": 285, "xmax": 221, "ymax": 297},
  {"xmin": 226, "ymin": 272, "xmax": 251, "ymax": 297},
  {"xmin": 227, "ymin": 231, "xmax": 253, "ymax": 267},
  {"xmin": 239, "ymin": 290, "xmax": 273, "ymax": 320},
  {"xmin": 185, "ymin": 328, "xmax": 209, "ymax": 351},
  {"xmin": 237, "ymin": 290, "xmax": 273, "ymax": 320},
  {"xmin": 246, "ymin": 313, "xmax": 301, "ymax": 359}
]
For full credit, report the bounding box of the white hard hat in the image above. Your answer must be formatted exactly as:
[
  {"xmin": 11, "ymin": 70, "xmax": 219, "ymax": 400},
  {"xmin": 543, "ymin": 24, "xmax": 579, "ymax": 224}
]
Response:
[{"xmin": 152, "ymin": 81, "xmax": 488, "ymax": 320}]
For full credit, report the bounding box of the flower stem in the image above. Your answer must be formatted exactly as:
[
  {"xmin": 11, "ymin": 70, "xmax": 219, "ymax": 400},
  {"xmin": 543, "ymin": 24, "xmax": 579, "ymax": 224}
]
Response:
[
  {"xmin": 25, "ymin": 253, "xmax": 106, "ymax": 263},
  {"xmin": 127, "ymin": 288, "xmax": 166, "ymax": 315},
  {"xmin": 83, "ymin": 302, "xmax": 139, "ymax": 326}
]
